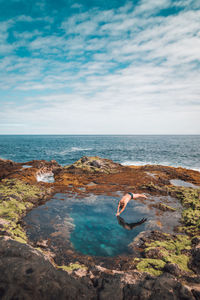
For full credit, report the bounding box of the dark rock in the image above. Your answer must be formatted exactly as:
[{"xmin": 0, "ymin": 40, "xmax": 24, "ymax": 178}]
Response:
[
  {"xmin": 81, "ymin": 156, "xmax": 89, "ymax": 163},
  {"xmin": 123, "ymin": 273, "xmax": 195, "ymax": 300},
  {"xmin": 0, "ymin": 237, "xmax": 197, "ymax": 300},
  {"xmin": 9, "ymin": 194, "xmax": 21, "ymax": 201},
  {"xmin": 190, "ymin": 245, "xmax": 200, "ymax": 274},
  {"xmin": 192, "ymin": 289, "xmax": 200, "ymax": 300},
  {"xmin": 0, "ymin": 237, "xmax": 95, "ymax": 300},
  {"xmin": 96, "ymin": 274, "xmax": 123, "ymax": 300},
  {"xmin": 183, "ymin": 275, "xmax": 200, "ymax": 284},
  {"xmin": 144, "ymin": 248, "xmax": 164, "ymax": 259},
  {"xmin": 90, "ymin": 161, "xmax": 101, "ymax": 168},
  {"xmin": 36, "ymin": 239, "xmax": 48, "ymax": 248},
  {"xmin": 164, "ymin": 263, "xmax": 185, "ymax": 277},
  {"xmin": 192, "ymin": 237, "xmax": 200, "ymax": 246}
]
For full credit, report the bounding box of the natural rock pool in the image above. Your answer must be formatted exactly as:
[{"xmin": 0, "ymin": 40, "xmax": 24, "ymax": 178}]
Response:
[{"xmin": 24, "ymin": 193, "xmax": 182, "ymax": 257}]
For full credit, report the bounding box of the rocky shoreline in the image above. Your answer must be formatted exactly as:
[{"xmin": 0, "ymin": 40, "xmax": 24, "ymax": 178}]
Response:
[{"xmin": 0, "ymin": 156, "xmax": 200, "ymax": 299}]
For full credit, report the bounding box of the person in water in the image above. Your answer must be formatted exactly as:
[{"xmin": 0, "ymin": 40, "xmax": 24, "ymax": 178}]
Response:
[{"xmin": 116, "ymin": 192, "xmax": 147, "ymax": 216}]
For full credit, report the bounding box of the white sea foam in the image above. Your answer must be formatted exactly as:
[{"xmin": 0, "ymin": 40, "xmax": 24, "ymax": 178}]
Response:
[
  {"xmin": 36, "ymin": 172, "xmax": 55, "ymax": 183},
  {"xmin": 122, "ymin": 160, "xmax": 161, "ymax": 166},
  {"xmin": 51, "ymin": 147, "xmax": 92, "ymax": 156},
  {"xmin": 121, "ymin": 161, "xmax": 200, "ymax": 173},
  {"xmin": 71, "ymin": 147, "xmax": 92, "ymax": 152}
]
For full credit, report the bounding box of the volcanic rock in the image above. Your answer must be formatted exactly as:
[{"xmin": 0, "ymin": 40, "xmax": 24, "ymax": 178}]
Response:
[
  {"xmin": 190, "ymin": 242, "xmax": 200, "ymax": 274},
  {"xmin": 0, "ymin": 237, "xmax": 95, "ymax": 300}
]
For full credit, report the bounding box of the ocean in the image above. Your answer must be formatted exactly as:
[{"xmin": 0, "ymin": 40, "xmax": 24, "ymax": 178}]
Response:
[{"xmin": 0, "ymin": 135, "xmax": 200, "ymax": 171}]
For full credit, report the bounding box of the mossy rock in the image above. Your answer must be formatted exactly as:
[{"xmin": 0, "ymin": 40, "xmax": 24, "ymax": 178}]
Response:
[
  {"xmin": 143, "ymin": 234, "xmax": 192, "ymax": 273},
  {"xmin": 57, "ymin": 263, "xmax": 87, "ymax": 273},
  {"xmin": 0, "ymin": 179, "xmax": 46, "ymax": 243},
  {"xmin": 136, "ymin": 258, "xmax": 166, "ymax": 276}
]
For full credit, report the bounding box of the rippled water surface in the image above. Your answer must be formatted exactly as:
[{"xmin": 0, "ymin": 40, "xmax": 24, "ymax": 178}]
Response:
[
  {"xmin": 0, "ymin": 135, "xmax": 200, "ymax": 171},
  {"xmin": 24, "ymin": 193, "xmax": 182, "ymax": 257}
]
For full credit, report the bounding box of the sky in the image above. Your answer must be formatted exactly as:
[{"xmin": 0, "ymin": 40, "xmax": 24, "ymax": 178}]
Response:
[{"xmin": 0, "ymin": 0, "xmax": 200, "ymax": 134}]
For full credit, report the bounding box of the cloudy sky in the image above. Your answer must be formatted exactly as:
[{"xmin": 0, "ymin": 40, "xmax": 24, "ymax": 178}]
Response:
[{"xmin": 0, "ymin": 0, "xmax": 200, "ymax": 134}]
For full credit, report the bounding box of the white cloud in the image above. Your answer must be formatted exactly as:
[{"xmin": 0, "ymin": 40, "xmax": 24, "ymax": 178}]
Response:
[{"xmin": 0, "ymin": 0, "xmax": 200, "ymax": 133}]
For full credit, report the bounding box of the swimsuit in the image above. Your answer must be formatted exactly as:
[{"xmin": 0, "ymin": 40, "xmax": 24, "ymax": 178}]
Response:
[{"xmin": 128, "ymin": 192, "xmax": 134, "ymax": 199}]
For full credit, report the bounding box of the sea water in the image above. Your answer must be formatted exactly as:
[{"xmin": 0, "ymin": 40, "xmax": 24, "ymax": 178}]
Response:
[{"xmin": 0, "ymin": 135, "xmax": 200, "ymax": 171}]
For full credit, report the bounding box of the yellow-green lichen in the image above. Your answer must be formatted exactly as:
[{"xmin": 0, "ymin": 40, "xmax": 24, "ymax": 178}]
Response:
[
  {"xmin": 0, "ymin": 179, "xmax": 45, "ymax": 243},
  {"xmin": 171, "ymin": 187, "xmax": 200, "ymax": 235},
  {"xmin": 136, "ymin": 258, "xmax": 166, "ymax": 276},
  {"xmin": 164, "ymin": 254, "xmax": 190, "ymax": 272},
  {"xmin": 57, "ymin": 263, "xmax": 87, "ymax": 273},
  {"xmin": 144, "ymin": 235, "xmax": 192, "ymax": 273},
  {"xmin": 145, "ymin": 235, "xmax": 191, "ymax": 254}
]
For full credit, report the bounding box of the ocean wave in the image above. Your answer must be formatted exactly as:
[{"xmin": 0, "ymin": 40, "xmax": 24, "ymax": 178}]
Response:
[
  {"xmin": 36, "ymin": 172, "xmax": 55, "ymax": 183},
  {"xmin": 71, "ymin": 147, "xmax": 92, "ymax": 152},
  {"xmin": 121, "ymin": 160, "xmax": 200, "ymax": 173},
  {"xmin": 121, "ymin": 160, "xmax": 158, "ymax": 166},
  {"xmin": 49, "ymin": 147, "xmax": 92, "ymax": 156}
]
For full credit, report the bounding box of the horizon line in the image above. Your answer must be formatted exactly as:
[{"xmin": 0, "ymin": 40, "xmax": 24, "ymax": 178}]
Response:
[{"xmin": 0, "ymin": 134, "xmax": 200, "ymax": 136}]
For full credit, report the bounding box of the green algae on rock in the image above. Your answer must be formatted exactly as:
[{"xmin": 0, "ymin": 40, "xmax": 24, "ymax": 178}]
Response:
[
  {"xmin": 173, "ymin": 187, "xmax": 200, "ymax": 235},
  {"xmin": 136, "ymin": 258, "xmax": 166, "ymax": 276},
  {"xmin": 144, "ymin": 234, "xmax": 192, "ymax": 272},
  {"xmin": 0, "ymin": 179, "xmax": 49, "ymax": 243},
  {"xmin": 136, "ymin": 183, "xmax": 200, "ymax": 276},
  {"xmin": 133, "ymin": 233, "xmax": 192, "ymax": 276},
  {"xmin": 57, "ymin": 263, "xmax": 87, "ymax": 273}
]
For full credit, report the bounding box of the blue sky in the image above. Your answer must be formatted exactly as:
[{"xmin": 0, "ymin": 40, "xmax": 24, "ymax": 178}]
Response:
[{"xmin": 0, "ymin": 0, "xmax": 200, "ymax": 134}]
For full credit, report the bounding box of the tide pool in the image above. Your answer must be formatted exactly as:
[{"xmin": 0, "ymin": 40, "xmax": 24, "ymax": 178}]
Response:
[{"xmin": 24, "ymin": 193, "xmax": 181, "ymax": 257}]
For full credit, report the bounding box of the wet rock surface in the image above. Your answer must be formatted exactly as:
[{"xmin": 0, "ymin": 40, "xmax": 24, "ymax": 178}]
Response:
[{"xmin": 0, "ymin": 156, "xmax": 200, "ymax": 299}]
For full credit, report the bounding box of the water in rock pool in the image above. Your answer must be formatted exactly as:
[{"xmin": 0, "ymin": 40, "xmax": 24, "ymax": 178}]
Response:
[{"xmin": 24, "ymin": 193, "xmax": 182, "ymax": 257}]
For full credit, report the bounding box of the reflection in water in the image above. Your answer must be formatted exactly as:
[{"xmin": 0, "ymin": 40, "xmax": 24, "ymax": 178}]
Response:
[{"xmin": 117, "ymin": 216, "xmax": 147, "ymax": 230}]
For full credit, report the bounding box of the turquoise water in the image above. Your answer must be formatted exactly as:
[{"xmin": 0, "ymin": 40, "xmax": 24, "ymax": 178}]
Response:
[
  {"xmin": 0, "ymin": 135, "xmax": 200, "ymax": 171},
  {"xmin": 24, "ymin": 193, "xmax": 152, "ymax": 257}
]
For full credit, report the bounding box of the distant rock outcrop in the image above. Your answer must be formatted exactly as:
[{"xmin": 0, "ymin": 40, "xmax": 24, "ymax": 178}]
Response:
[{"xmin": 65, "ymin": 156, "xmax": 123, "ymax": 174}]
